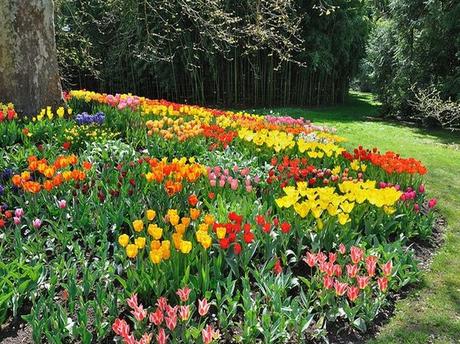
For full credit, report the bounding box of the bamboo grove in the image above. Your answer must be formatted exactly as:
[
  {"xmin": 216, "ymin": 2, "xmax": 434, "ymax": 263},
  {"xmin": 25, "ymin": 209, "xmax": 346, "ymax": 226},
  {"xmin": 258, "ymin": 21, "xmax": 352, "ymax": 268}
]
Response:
[{"xmin": 54, "ymin": 0, "xmax": 369, "ymax": 107}]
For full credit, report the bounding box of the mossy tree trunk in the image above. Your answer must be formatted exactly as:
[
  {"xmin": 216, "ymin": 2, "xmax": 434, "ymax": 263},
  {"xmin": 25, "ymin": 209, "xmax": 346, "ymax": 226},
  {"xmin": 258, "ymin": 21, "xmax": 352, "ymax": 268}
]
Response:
[{"xmin": 0, "ymin": 0, "xmax": 62, "ymax": 115}]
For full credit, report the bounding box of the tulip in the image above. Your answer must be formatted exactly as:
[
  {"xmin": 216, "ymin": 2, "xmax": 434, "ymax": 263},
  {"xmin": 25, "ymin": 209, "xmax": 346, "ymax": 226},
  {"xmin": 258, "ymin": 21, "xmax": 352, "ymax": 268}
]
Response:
[
  {"xmin": 118, "ymin": 234, "xmax": 130, "ymax": 247},
  {"xmin": 57, "ymin": 199, "xmax": 67, "ymax": 209},
  {"xmin": 356, "ymin": 275, "xmax": 370, "ymax": 289},
  {"xmin": 178, "ymin": 305, "xmax": 190, "ymax": 321},
  {"xmin": 338, "ymin": 243, "xmax": 346, "ymax": 255},
  {"xmin": 334, "ymin": 264, "xmax": 342, "ymax": 277},
  {"xmin": 428, "ymin": 198, "xmax": 437, "ymax": 209},
  {"xmin": 14, "ymin": 208, "xmax": 24, "ymax": 217},
  {"xmin": 365, "ymin": 255, "xmax": 378, "ymax": 277},
  {"xmin": 156, "ymin": 297, "xmax": 168, "ymax": 311},
  {"xmin": 230, "ymin": 179, "xmax": 238, "ymax": 190},
  {"xmin": 273, "ymin": 258, "xmax": 282, "ymax": 275},
  {"xmin": 323, "ymin": 275, "xmax": 334, "ymax": 289},
  {"xmin": 350, "ymin": 246, "xmax": 364, "ymax": 264},
  {"xmin": 378, "ymin": 277, "xmax": 388, "ymax": 292},
  {"xmin": 334, "ymin": 280, "xmax": 348, "ymax": 296},
  {"xmin": 13, "ymin": 216, "xmax": 21, "ymax": 225},
  {"xmin": 382, "ymin": 260, "xmax": 393, "ymax": 277},
  {"xmin": 198, "ymin": 298, "xmax": 210, "ymax": 316},
  {"xmin": 329, "ymin": 252, "xmax": 337, "ymax": 264},
  {"xmin": 346, "ymin": 264, "xmax": 358, "ymax": 278},
  {"xmin": 210, "ymin": 179, "xmax": 217, "ymax": 187},
  {"xmin": 347, "ymin": 286, "xmax": 360, "ymax": 302},
  {"xmin": 131, "ymin": 304, "xmax": 147, "ymax": 322},
  {"xmin": 165, "ymin": 314, "xmax": 177, "ymax": 331},
  {"xmin": 202, "ymin": 324, "xmax": 214, "ymax": 344},
  {"xmin": 176, "ymin": 286, "xmax": 191, "ymax": 302},
  {"xmin": 127, "ymin": 294, "xmax": 139, "ymax": 309},
  {"xmin": 304, "ymin": 252, "xmax": 316, "ymax": 267},
  {"xmin": 316, "ymin": 251, "xmax": 327, "ymax": 264},
  {"xmin": 149, "ymin": 308, "xmax": 164, "ymax": 326},
  {"xmin": 418, "ymin": 184, "xmax": 425, "ymax": 193},
  {"xmin": 156, "ymin": 328, "xmax": 168, "ymax": 344},
  {"xmin": 112, "ymin": 318, "xmax": 130, "ymax": 338},
  {"xmin": 32, "ymin": 218, "xmax": 42, "ymax": 229}
]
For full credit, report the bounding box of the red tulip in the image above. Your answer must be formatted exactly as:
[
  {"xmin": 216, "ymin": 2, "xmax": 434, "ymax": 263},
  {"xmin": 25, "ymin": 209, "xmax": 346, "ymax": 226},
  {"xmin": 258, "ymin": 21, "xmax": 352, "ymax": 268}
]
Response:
[
  {"xmin": 156, "ymin": 328, "xmax": 168, "ymax": 344},
  {"xmin": 334, "ymin": 264, "xmax": 342, "ymax": 277},
  {"xmin": 149, "ymin": 308, "xmax": 163, "ymax": 326},
  {"xmin": 273, "ymin": 258, "xmax": 282, "ymax": 275},
  {"xmin": 323, "ymin": 275, "xmax": 334, "ymax": 289},
  {"xmin": 112, "ymin": 318, "xmax": 130, "ymax": 338},
  {"xmin": 334, "ymin": 280, "xmax": 348, "ymax": 296},
  {"xmin": 357, "ymin": 275, "xmax": 370, "ymax": 289},
  {"xmin": 303, "ymin": 252, "xmax": 316, "ymax": 268},
  {"xmin": 350, "ymin": 246, "xmax": 364, "ymax": 264},
  {"xmin": 347, "ymin": 286, "xmax": 360, "ymax": 302},
  {"xmin": 378, "ymin": 277, "xmax": 388, "ymax": 292},
  {"xmin": 346, "ymin": 264, "xmax": 358, "ymax": 278},
  {"xmin": 365, "ymin": 255, "xmax": 378, "ymax": 277},
  {"xmin": 176, "ymin": 286, "xmax": 191, "ymax": 302},
  {"xmin": 280, "ymin": 221, "xmax": 291, "ymax": 233},
  {"xmin": 198, "ymin": 298, "xmax": 210, "ymax": 317},
  {"xmin": 382, "ymin": 260, "xmax": 393, "ymax": 277},
  {"xmin": 329, "ymin": 252, "xmax": 337, "ymax": 264}
]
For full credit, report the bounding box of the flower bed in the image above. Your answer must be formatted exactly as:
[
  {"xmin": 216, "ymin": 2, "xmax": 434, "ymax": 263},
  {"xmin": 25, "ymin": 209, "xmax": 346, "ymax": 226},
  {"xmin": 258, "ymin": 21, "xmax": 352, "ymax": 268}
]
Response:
[{"xmin": 0, "ymin": 90, "xmax": 437, "ymax": 343}]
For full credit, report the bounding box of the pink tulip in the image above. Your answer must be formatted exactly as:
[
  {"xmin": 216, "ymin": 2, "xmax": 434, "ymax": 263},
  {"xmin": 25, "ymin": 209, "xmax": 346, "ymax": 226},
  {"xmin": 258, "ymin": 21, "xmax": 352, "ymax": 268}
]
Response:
[
  {"xmin": 165, "ymin": 314, "xmax": 177, "ymax": 331},
  {"xmin": 131, "ymin": 304, "xmax": 147, "ymax": 322},
  {"xmin": 156, "ymin": 297, "xmax": 168, "ymax": 311},
  {"xmin": 232, "ymin": 165, "xmax": 239, "ymax": 173},
  {"xmin": 156, "ymin": 328, "xmax": 168, "ymax": 344},
  {"xmin": 347, "ymin": 286, "xmax": 360, "ymax": 302},
  {"xmin": 198, "ymin": 298, "xmax": 210, "ymax": 316},
  {"xmin": 334, "ymin": 280, "xmax": 348, "ymax": 296},
  {"xmin": 329, "ymin": 252, "xmax": 337, "ymax": 264},
  {"xmin": 382, "ymin": 260, "xmax": 393, "ymax": 277},
  {"xmin": 176, "ymin": 286, "xmax": 191, "ymax": 302},
  {"xmin": 428, "ymin": 198, "xmax": 437, "ymax": 209},
  {"xmin": 149, "ymin": 308, "xmax": 163, "ymax": 326},
  {"xmin": 346, "ymin": 264, "xmax": 358, "ymax": 278},
  {"xmin": 365, "ymin": 255, "xmax": 378, "ymax": 277},
  {"xmin": 218, "ymin": 179, "xmax": 225, "ymax": 187},
  {"xmin": 230, "ymin": 179, "xmax": 238, "ymax": 190},
  {"xmin": 13, "ymin": 217, "xmax": 21, "ymax": 225},
  {"xmin": 32, "ymin": 218, "xmax": 42, "ymax": 229},
  {"xmin": 210, "ymin": 179, "xmax": 216, "ymax": 187},
  {"xmin": 350, "ymin": 246, "xmax": 364, "ymax": 264},
  {"xmin": 57, "ymin": 199, "xmax": 67, "ymax": 209},
  {"xmin": 15, "ymin": 208, "xmax": 24, "ymax": 217},
  {"xmin": 240, "ymin": 167, "xmax": 250, "ymax": 176},
  {"xmin": 323, "ymin": 275, "xmax": 334, "ymax": 289},
  {"xmin": 245, "ymin": 185, "xmax": 253, "ymax": 192},
  {"xmin": 127, "ymin": 294, "xmax": 139, "ymax": 309},
  {"xmin": 377, "ymin": 277, "xmax": 388, "ymax": 292},
  {"xmin": 303, "ymin": 252, "xmax": 316, "ymax": 268},
  {"xmin": 112, "ymin": 318, "xmax": 130, "ymax": 338},
  {"xmin": 202, "ymin": 324, "xmax": 214, "ymax": 344},
  {"xmin": 178, "ymin": 305, "xmax": 190, "ymax": 321},
  {"xmin": 338, "ymin": 243, "xmax": 346, "ymax": 255},
  {"xmin": 357, "ymin": 275, "xmax": 370, "ymax": 289},
  {"xmin": 418, "ymin": 184, "xmax": 425, "ymax": 193}
]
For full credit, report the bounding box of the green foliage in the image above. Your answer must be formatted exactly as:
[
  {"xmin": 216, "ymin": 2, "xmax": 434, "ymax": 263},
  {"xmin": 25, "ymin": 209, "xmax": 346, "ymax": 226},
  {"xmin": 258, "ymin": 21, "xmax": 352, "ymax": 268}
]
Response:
[
  {"xmin": 54, "ymin": 0, "xmax": 369, "ymax": 106},
  {"xmin": 360, "ymin": 0, "xmax": 460, "ymax": 121}
]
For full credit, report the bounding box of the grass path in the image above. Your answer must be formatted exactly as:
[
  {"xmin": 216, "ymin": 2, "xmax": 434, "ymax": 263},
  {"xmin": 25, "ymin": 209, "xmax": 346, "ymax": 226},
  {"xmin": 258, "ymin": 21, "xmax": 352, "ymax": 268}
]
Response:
[{"xmin": 253, "ymin": 92, "xmax": 460, "ymax": 343}]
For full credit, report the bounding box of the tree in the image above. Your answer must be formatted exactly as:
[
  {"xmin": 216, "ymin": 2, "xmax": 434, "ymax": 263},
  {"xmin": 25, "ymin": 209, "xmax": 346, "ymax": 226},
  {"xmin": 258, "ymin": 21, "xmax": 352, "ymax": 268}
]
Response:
[{"xmin": 0, "ymin": 0, "xmax": 62, "ymax": 115}]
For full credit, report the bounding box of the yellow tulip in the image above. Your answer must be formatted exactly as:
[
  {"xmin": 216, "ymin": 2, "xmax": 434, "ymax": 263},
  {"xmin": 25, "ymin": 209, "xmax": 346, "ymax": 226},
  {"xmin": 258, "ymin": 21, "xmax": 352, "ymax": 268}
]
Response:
[
  {"xmin": 126, "ymin": 244, "xmax": 138, "ymax": 258},
  {"xmin": 132, "ymin": 219, "xmax": 144, "ymax": 232},
  {"xmin": 149, "ymin": 249, "xmax": 162, "ymax": 264},
  {"xmin": 146, "ymin": 209, "xmax": 156, "ymax": 221},
  {"xmin": 135, "ymin": 237, "xmax": 146, "ymax": 249},
  {"xmin": 179, "ymin": 240, "xmax": 192, "ymax": 254},
  {"xmin": 118, "ymin": 234, "xmax": 130, "ymax": 247},
  {"xmin": 216, "ymin": 226, "xmax": 226, "ymax": 239}
]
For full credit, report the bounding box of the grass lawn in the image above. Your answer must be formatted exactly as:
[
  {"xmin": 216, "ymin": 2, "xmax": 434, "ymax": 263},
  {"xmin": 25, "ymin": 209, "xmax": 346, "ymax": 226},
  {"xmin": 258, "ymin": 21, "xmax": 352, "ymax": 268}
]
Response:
[{"xmin": 251, "ymin": 92, "xmax": 460, "ymax": 343}]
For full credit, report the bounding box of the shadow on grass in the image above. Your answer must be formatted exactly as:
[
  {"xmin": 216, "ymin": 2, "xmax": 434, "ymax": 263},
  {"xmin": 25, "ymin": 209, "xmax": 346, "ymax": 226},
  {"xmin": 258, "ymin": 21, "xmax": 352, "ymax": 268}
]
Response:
[{"xmin": 248, "ymin": 91, "xmax": 460, "ymax": 146}]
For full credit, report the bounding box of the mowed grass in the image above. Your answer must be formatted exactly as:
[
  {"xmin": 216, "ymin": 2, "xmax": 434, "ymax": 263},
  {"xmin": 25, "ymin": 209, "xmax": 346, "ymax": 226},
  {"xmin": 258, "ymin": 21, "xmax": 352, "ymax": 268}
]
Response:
[{"xmin": 250, "ymin": 92, "xmax": 460, "ymax": 343}]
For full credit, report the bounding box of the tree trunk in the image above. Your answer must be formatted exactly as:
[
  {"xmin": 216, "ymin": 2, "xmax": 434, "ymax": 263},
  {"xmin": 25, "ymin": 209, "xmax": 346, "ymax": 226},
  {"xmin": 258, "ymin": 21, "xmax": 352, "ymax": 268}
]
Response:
[{"xmin": 0, "ymin": 0, "xmax": 62, "ymax": 115}]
